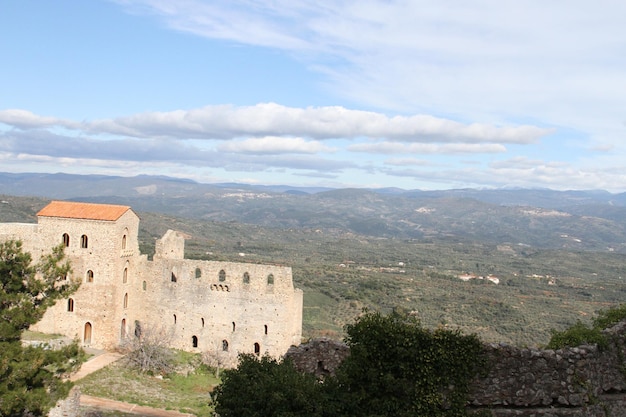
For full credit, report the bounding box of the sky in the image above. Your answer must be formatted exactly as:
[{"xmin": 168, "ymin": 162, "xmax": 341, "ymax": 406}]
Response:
[{"xmin": 1, "ymin": 1, "xmax": 625, "ymax": 191}]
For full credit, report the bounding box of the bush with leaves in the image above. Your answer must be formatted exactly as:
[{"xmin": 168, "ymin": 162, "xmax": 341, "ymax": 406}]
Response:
[
  {"xmin": 213, "ymin": 354, "xmax": 324, "ymax": 417},
  {"xmin": 336, "ymin": 311, "xmax": 485, "ymax": 417},
  {"xmin": 547, "ymin": 304, "xmax": 626, "ymax": 350},
  {"xmin": 0, "ymin": 240, "xmax": 84, "ymax": 416},
  {"xmin": 214, "ymin": 311, "xmax": 485, "ymax": 417},
  {"xmin": 546, "ymin": 320, "xmax": 607, "ymax": 350}
]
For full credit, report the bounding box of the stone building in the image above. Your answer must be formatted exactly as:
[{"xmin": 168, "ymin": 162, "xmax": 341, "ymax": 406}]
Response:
[{"xmin": 0, "ymin": 201, "xmax": 303, "ymax": 365}]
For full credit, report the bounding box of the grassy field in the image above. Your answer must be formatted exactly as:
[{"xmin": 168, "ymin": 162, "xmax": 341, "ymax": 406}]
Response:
[{"xmin": 78, "ymin": 352, "xmax": 219, "ymax": 417}]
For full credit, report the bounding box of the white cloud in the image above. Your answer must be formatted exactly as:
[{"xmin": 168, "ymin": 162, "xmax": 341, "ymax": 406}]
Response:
[
  {"xmin": 114, "ymin": 1, "xmax": 626, "ymax": 149},
  {"xmin": 18, "ymin": 103, "xmax": 548, "ymax": 144},
  {"xmin": 217, "ymin": 136, "xmax": 335, "ymax": 154},
  {"xmin": 0, "ymin": 105, "xmax": 549, "ymax": 144},
  {"xmin": 349, "ymin": 142, "xmax": 506, "ymax": 154},
  {"xmin": 0, "ymin": 109, "xmax": 77, "ymax": 130}
]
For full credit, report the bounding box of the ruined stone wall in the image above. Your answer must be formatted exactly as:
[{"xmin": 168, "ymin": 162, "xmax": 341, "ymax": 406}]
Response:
[
  {"xmin": 138, "ymin": 256, "xmax": 303, "ymax": 367},
  {"xmin": 287, "ymin": 322, "xmax": 626, "ymax": 417}
]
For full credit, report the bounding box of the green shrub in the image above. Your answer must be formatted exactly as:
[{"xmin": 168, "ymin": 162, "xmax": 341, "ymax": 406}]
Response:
[
  {"xmin": 546, "ymin": 320, "xmax": 607, "ymax": 350},
  {"xmin": 593, "ymin": 304, "xmax": 626, "ymax": 330}
]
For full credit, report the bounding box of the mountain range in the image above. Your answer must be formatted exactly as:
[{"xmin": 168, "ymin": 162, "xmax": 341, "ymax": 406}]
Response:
[{"xmin": 1, "ymin": 171, "xmax": 625, "ymax": 253}]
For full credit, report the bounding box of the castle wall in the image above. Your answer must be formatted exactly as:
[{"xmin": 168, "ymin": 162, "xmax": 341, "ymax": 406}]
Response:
[
  {"xmin": 6, "ymin": 210, "xmax": 142, "ymax": 350},
  {"xmin": 137, "ymin": 256, "xmax": 303, "ymax": 367},
  {"xmin": 0, "ymin": 204, "xmax": 302, "ymax": 361}
]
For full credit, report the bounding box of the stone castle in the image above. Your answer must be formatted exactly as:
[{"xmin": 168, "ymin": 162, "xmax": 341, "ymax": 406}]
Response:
[{"xmin": 0, "ymin": 201, "xmax": 303, "ymax": 365}]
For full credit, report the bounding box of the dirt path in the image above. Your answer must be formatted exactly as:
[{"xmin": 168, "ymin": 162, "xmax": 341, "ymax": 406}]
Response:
[
  {"xmin": 72, "ymin": 350, "xmax": 196, "ymax": 416},
  {"xmin": 80, "ymin": 395, "xmax": 195, "ymax": 417}
]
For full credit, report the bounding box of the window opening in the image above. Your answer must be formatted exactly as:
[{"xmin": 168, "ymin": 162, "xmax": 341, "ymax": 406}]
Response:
[
  {"xmin": 201, "ymin": 317, "xmax": 205, "ymax": 327},
  {"xmin": 254, "ymin": 343, "xmax": 260, "ymax": 355},
  {"xmin": 67, "ymin": 298, "xmax": 74, "ymax": 312},
  {"xmin": 219, "ymin": 270, "xmax": 226, "ymax": 282},
  {"xmin": 142, "ymin": 280, "xmax": 147, "ymax": 291},
  {"xmin": 121, "ymin": 319, "xmax": 126, "ymax": 340},
  {"xmin": 267, "ymin": 274, "xmax": 274, "ymax": 285},
  {"xmin": 134, "ymin": 320, "xmax": 142, "ymax": 338},
  {"xmin": 192, "ymin": 335, "xmax": 198, "ymax": 348},
  {"xmin": 222, "ymin": 340, "xmax": 229, "ymax": 351},
  {"xmin": 62, "ymin": 233, "xmax": 70, "ymax": 247},
  {"xmin": 171, "ymin": 272, "xmax": 177, "ymax": 282},
  {"xmin": 232, "ymin": 322, "xmax": 236, "ymax": 332},
  {"xmin": 86, "ymin": 270, "xmax": 94, "ymax": 283},
  {"xmin": 195, "ymin": 268, "xmax": 201, "ymax": 278},
  {"xmin": 264, "ymin": 325, "xmax": 268, "ymax": 335},
  {"xmin": 123, "ymin": 268, "xmax": 128, "ymax": 283},
  {"xmin": 80, "ymin": 234, "xmax": 88, "ymax": 248},
  {"xmin": 123, "ymin": 293, "xmax": 128, "ymax": 309},
  {"xmin": 84, "ymin": 322, "xmax": 92, "ymax": 344},
  {"xmin": 243, "ymin": 272, "xmax": 250, "ymax": 284},
  {"xmin": 173, "ymin": 314, "xmax": 177, "ymax": 324},
  {"xmin": 121, "ymin": 233, "xmax": 127, "ymax": 249}
]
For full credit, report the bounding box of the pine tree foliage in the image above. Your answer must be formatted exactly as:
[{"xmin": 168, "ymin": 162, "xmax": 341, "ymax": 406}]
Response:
[{"xmin": 0, "ymin": 240, "xmax": 84, "ymax": 416}]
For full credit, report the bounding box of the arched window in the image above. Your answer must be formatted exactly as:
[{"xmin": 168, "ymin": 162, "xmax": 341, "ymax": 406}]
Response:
[
  {"xmin": 243, "ymin": 272, "xmax": 250, "ymax": 284},
  {"xmin": 192, "ymin": 335, "xmax": 198, "ymax": 348},
  {"xmin": 86, "ymin": 270, "xmax": 94, "ymax": 283},
  {"xmin": 67, "ymin": 298, "xmax": 74, "ymax": 312},
  {"xmin": 222, "ymin": 340, "xmax": 229, "ymax": 352},
  {"xmin": 232, "ymin": 322, "xmax": 236, "ymax": 332},
  {"xmin": 134, "ymin": 320, "xmax": 142, "ymax": 338},
  {"xmin": 123, "ymin": 293, "xmax": 128, "ymax": 309},
  {"xmin": 121, "ymin": 319, "xmax": 126, "ymax": 340},
  {"xmin": 267, "ymin": 274, "xmax": 274, "ymax": 285},
  {"xmin": 219, "ymin": 270, "xmax": 226, "ymax": 282},
  {"xmin": 121, "ymin": 233, "xmax": 127, "ymax": 249},
  {"xmin": 80, "ymin": 234, "xmax": 88, "ymax": 248},
  {"xmin": 142, "ymin": 280, "xmax": 147, "ymax": 291},
  {"xmin": 195, "ymin": 268, "xmax": 202, "ymax": 278},
  {"xmin": 62, "ymin": 233, "xmax": 70, "ymax": 247},
  {"xmin": 123, "ymin": 267, "xmax": 128, "ymax": 283},
  {"xmin": 254, "ymin": 343, "xmax": 260, "ymax": 356},
  {"xmin": 264, "ymin": 325, "xmax": 268, "ymax": 335},
  {"xmin": 84, "ymin": 322, "xmax": 92, "ymax": 344}
]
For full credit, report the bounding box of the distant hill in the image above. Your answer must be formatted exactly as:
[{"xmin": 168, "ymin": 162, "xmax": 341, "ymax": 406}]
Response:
[{"xmin": 1, "ymin": 172, "xmax": 625, "ymax": 252}]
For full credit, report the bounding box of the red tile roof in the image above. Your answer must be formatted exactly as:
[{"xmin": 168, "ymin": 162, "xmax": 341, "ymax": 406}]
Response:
[{"xmin": 37, "ymin": 201, "xmax": 132, "ymax": 221}]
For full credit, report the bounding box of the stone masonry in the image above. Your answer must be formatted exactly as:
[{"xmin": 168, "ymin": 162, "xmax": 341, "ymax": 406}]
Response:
[
  {"xmin": 0, "ymin": 201, "xmax": 303, "ymax": 366},
  {"xmin": 286, "ymin": 322, "xmax": 626, "ymax": 416}
]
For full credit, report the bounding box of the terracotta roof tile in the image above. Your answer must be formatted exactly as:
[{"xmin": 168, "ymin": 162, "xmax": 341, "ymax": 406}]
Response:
[{"xmin": 37, "ymin": 201, "xmax": 132, "ymax": 221}]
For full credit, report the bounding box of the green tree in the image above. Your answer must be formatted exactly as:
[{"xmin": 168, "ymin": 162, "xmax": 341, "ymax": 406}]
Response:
[
  {"xmin": 213, "ymin": 354, "xmax": 324, "ymax": 417},
  {"xmin": 336, "ymin": 311, "xmax": 484, "ymax": 417},
  {"xmin": 0, "ymin": 240, "xmax": 84, "ymax": 416}
]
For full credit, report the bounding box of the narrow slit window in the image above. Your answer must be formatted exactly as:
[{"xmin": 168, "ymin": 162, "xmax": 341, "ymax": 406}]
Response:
[
  {"xmin": 243, "ymin": 272, "xmax": 250, "ymax": 284},
  {"xmin": 67, "ymin": 298, "xmax": 74, "ymax": 312}
]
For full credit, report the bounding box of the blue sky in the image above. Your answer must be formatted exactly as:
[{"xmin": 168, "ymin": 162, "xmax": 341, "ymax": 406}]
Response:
[{"xmin": 1, "ymin": 1, "xmax": 625, "ymax": 191}]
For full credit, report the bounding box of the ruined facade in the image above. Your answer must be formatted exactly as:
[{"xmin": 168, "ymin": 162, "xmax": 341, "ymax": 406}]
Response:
[{"xmin": 0, "ymin": 201, "xmax": 303, "ymax": 365}]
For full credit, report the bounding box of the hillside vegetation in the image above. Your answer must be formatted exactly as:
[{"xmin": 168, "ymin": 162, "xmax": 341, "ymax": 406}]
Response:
[{"xmin": 2, "ymin": 178, "xmax": 626, "ymax": 346}]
